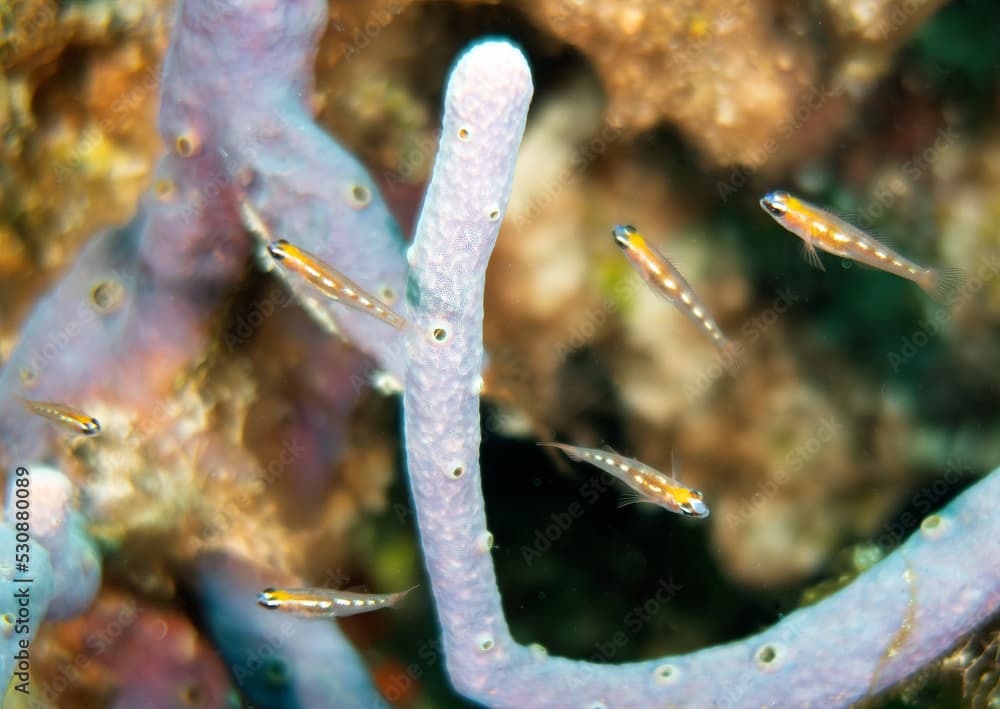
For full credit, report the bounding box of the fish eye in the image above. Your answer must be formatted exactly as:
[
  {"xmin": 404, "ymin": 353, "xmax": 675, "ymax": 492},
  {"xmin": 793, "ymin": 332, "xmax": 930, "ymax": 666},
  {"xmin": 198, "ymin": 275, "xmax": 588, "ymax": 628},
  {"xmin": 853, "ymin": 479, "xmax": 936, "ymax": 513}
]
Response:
[
  {"xmin": 267, "ymin": 242, "xmax": 287, "ymax": 260},
  {"xmin": 761, "ymin": 192, "xmax": 788, "ymax": 218},
  {"xmin": 611, "ymin": 224, "xmax": 637, "ymax": 249}
]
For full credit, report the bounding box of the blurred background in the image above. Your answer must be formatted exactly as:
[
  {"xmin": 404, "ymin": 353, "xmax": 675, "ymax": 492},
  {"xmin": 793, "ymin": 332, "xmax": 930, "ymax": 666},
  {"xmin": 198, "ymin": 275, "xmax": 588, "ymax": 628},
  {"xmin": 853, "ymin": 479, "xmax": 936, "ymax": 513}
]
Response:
[{"xmin": 2, "ymin": 0, "xmax": 999, "ymax": 706}]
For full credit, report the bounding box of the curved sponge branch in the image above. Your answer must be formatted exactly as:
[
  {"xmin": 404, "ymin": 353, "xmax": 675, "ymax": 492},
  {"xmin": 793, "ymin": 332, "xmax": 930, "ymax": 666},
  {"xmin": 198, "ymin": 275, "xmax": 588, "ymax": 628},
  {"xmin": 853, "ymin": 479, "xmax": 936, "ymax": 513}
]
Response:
[
  {"xmin": 0, "ymin": 524, "xmax": 53, "ymax": 692},
  {"xmin": 403, "ymin": 39, "xmax": 1000, "ymax": 708},
  {"xmin": 188, "ymin": 551, "xmax": 386, "ymax": 709}
]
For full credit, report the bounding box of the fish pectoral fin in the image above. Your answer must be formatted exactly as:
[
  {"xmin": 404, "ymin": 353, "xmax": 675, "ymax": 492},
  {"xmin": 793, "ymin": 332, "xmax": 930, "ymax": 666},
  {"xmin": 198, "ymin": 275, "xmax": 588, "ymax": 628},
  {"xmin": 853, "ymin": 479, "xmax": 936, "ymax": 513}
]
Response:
[
  {"xmin": 617, "ymin": 491, "xmax": 652, "ymax": 509},
  {"xmin": 800, "ymin": 240, "xmax": 826, "ymax": 271}
]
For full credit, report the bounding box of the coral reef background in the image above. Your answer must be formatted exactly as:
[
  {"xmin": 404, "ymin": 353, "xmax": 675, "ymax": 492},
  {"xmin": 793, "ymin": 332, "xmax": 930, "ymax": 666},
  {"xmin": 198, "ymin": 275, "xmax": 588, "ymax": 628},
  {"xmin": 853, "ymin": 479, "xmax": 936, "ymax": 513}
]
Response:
[{"xmin": 1, "ymin": 0, "xmax": 999, "ymax": 706}]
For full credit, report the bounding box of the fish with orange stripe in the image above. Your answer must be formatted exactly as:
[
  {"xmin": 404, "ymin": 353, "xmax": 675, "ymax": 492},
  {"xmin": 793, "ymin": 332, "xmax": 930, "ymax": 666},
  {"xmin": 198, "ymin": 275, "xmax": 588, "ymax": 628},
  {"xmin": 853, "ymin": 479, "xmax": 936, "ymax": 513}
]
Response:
[
  {"xmin": 540, "ymin": 442, "xmax": 709, "ymax": 519},
  {"xmin": 759, "ymin": 190, "xmax": 964, "ymax": 299},
  {"xmin": 257, "ymin": 585, "xmax": 418, "ymax": 619},
  {"xmin": 612, "ymin": 224, "xmax": 740, "ymax": 366},
  {"xmin": 19, "ymin": 397, "xmax": 101, "ymax": 437}
]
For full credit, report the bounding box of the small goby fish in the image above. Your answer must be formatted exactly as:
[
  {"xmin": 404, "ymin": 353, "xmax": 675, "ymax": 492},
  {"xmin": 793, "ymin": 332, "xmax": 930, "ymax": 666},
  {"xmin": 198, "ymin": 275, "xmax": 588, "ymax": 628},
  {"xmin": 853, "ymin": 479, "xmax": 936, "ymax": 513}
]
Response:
[
  {"xmin": 612, "ymin": 225, "xmax": 738, "ymax": 363},
  {"xmin": 540, "ymin": 442, "xmax": 709, "ymax": 518},
  {"xmin": 267, "ymin": 239, "xmax": 406, "ymax": 330},
  {"xmin": 759, "ymin": 190, "xmax": 963, "ymax": 299},
  {"xmin": 257, "ymin": 585, "xmax": 417, "ymax": 619},
  {"xmin": 19, "ymin": 398, "xmax": 100, "ymax": 437}
]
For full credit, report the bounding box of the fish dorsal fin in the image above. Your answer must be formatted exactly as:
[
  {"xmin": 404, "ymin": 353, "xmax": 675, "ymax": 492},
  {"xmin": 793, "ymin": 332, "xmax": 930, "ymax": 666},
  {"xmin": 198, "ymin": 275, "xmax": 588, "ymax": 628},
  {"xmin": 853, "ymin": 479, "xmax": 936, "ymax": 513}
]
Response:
[
  {"xmin": 825, "ymin": 207, "xmax": 902, "ymax": 253},
  {"xmin": 826, "ymin": 206, "xmax": 891, "ymax": 239},
  {"xmin": 600, "ymin": 444, "xmax": 625, "ymax": 459},
  {"xmin": 671, "ymin": 448, "xmax": 682, "ymax": 481},
  {"xmin": 800, "ymin": 239, "xmax": 826, "ymax": 271},
  {"xmin": 842, "ymin": 225, "xmax": 899, "ymax": 262}
]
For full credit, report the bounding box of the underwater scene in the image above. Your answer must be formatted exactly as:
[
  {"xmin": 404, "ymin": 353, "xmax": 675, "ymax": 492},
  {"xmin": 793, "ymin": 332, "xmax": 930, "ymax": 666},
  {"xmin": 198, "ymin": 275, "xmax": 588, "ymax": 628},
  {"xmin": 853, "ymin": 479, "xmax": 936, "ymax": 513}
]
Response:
[{"xmin": 1, "ymin": 0, "xmax": 999, "ymax": 707}]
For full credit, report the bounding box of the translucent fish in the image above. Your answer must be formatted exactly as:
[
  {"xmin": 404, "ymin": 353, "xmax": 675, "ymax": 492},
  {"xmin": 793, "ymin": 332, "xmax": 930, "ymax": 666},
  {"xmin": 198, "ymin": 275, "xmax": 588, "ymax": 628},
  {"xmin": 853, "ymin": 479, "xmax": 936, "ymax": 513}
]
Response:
[
  {"xmin": 237, "ymin": 200, "xmax": 406, "ymax": 330},
  {"xmin": 612, "ymin": 225, "xmax": 739, "ymax": 365},
  {"xmin": 759, "ymin": 190, "xmax": 965, "ymax": 300},
  {"xmin": 19, "ymin": 397, "xmax": 101, "ymax": 437},
  {"xmin": 540, "ymin": 442, "xmax": 709, "ymax": 518},
  {"xmin": 267, "ymin": 239, "xmax": 406, "ymax": 330},
  {"xmin": 256, "ymin": 585, "xmax": 418, "ymax": 619}
]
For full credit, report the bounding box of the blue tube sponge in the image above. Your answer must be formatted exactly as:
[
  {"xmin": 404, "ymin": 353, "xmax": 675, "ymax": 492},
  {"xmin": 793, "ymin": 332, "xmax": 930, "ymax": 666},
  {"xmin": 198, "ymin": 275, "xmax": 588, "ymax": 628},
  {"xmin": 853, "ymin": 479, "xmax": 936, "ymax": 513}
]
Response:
[
  {"xmin": 188, "ymin": 552, "xmax": 387, "ymax": 709},
  {"xmin": 4, "ymin": 465, "xmax": 100, "ymax": 622},
  {"xmin": 0, "ymin": 521, "xmax": 54, "ymax": 693},
  {"xmin": 403, "ymin": 39, "xmax": 1000, "ymax": 708}
]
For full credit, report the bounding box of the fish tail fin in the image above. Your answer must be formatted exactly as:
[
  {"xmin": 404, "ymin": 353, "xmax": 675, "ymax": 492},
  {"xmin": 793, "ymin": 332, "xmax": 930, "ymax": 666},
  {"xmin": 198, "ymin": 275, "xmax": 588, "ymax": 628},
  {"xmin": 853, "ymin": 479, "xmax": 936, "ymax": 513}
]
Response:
[
  {"xmin": 918, "ymin": 267, "xmax": 966, "ymax": 302},
  {"xmin": 390, "ymin": 584, "xmax": 420, "ymax": 608}
]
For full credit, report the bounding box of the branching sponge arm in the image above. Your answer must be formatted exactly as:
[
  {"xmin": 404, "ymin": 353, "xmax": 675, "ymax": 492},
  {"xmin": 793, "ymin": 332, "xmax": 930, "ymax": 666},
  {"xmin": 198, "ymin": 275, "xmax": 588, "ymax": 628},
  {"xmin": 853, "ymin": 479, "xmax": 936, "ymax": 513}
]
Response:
[{"xmin": 403, "ymin": 39, "xmax": 1000, "ymax": 709}]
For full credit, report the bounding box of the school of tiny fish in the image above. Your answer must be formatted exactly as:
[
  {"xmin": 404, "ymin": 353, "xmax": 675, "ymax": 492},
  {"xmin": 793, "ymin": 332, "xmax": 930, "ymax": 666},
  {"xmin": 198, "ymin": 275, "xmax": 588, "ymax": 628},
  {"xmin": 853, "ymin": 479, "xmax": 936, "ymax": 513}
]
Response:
[
  {"xmin": 539, "ymin": 194, "xmax": 961, "ymax": 519},
  {"xmin": 257, "ymin": 585, "xmax": 417, "ymax": 618},
  {"xmin": 10, "ymin": 189, "xmax": 960, "ymax": 602}
]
